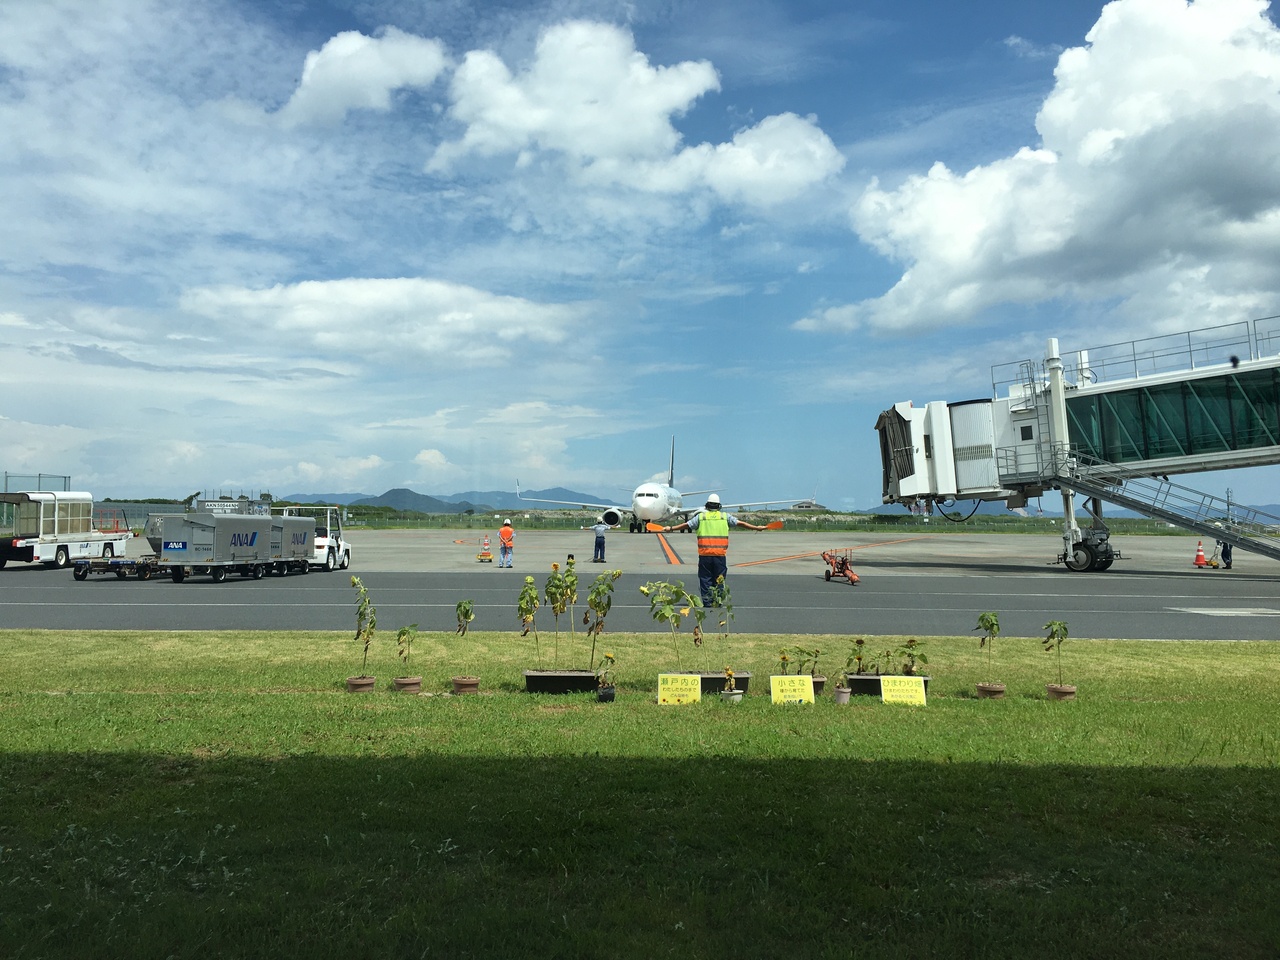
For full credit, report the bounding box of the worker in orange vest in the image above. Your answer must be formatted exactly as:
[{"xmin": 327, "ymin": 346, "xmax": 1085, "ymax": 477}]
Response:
[{"xmin": 497, "ymin": 518, "xmax": 515, "ymax": 568}]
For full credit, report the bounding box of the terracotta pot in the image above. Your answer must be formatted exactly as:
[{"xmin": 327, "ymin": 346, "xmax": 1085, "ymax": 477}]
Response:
[
  {"xmin": 597, "ymin": 685, "xmax": 616, "ymax": 703},
  {"xmin": 523, "ymin": 669, "xmax": 597, "ymax": 694},
  {"xmin": 346, "ymin": 676, "xmax": 375, "ymax": 693},
  {"xmin": 393, "ymin": 676, "xmax": 422, "ymax": 694},
  {"xmin": 1045, "ymin": 683, "xmax": 1077, "ymax": 700},
  {"xmin": 451, "ymin": 675, "xmax": 480, "ymax": 695},
  {"xmin": 976, "ymin": 682, "xmax": 1006, "ymax": 699},
  {"xmin": 833, "ymin": 686, "xmax": 852, "ymax": 705}
]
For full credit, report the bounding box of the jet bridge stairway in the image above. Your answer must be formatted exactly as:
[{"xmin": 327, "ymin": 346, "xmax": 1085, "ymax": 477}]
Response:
[{"xmin": 1055, "ymin": 455, "xmax": 1280, "ymax": 567}]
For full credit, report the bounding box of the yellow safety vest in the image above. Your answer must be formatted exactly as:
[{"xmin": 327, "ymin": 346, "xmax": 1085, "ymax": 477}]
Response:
[{"xmin": 696, "ymin": 511, "xmax": 730, "ymax": 557}]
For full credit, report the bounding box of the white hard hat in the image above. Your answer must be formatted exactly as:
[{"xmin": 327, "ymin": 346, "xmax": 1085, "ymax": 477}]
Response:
[
  {"xmin": 706, "ymin": 493, "xmax": 721, "ymax": 507},
  {"xmin": 502, "ymin": 518, "xmax": 511, "ymax": 525},
  {"xmin": 596, "ymin": 516, "xmax": 604, "ymax": 523}
]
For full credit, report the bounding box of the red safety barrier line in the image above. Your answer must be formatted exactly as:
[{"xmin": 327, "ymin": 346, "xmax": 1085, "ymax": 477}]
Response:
[{"xmin": 732, "ymin": 536, "xmax": 932, "ymax": 568}]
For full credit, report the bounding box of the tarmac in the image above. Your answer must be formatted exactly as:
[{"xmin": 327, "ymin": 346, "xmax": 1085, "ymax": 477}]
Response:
[{"xmin": 291, "ymin": 526, "xmax": 1279, "ymax": 579}]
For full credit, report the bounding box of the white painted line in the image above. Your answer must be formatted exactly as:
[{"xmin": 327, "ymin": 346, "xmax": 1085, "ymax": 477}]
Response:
[{"xmin": 1170, "ymin": 607, "xmax": 1280, "ymax": 617}]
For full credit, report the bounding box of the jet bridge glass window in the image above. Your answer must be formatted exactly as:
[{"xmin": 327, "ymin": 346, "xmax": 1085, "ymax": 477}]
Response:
[{"xmin": 1065, "ymin": 367, "xmax": 1280, "ymax": 464}]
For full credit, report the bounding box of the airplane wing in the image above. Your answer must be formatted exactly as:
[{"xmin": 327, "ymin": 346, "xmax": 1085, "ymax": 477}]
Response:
[
  {"xmin": 515, "ymin": 481, "xmax": 627, "ymax": 514},
  {"xmin": 673, "ymin": 497, "xmax": 798, "ymax": 516}
]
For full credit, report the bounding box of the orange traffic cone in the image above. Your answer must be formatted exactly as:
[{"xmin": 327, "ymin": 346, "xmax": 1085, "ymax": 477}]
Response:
[{"xmin": 1194, "ymin": 541, "xmax": 1208, "ymax": 567}]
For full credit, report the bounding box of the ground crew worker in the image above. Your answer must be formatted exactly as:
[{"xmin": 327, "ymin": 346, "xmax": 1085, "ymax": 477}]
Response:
[
  {"xmin": 498, "ymin": 518, "xmax": 515, "ymax": 568},
  {"xmin": 662, "ymin": 494, "xmax": 767, "ymax": 605},
  {"xmin": 582, "ymin": 516, "xmax": 613, "ymax": 562}
]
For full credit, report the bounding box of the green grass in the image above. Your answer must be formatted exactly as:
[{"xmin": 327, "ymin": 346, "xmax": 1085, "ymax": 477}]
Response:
[{"xmin": 2, "ymin": 629, "xmax": 1279, "ymax": 958}]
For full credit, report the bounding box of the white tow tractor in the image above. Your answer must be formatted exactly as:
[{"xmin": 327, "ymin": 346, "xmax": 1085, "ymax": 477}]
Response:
[
  {"xmin": 272, "ymin": 505, "xmax": 352, "ymax": 571},
  {"xmin": 0, "ymin": 491, "xmax": 133, "ymax": 570}
]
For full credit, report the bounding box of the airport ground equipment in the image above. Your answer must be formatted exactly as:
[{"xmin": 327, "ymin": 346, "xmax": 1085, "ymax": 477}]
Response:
[
  {"xmin": 0, "ymin": 491, "xmax": 133, "ymax": 570},
  {"xmin": 821, "ymin": 549, "xmax": 860, "ymax": 585},
  {"xmin": 876, "ymin": 317, "xmax": 1280, "ymax": 571},
  {"xmin": 272, "ymin": 504, "xmax": 351, "ymax": 571},
  {"xmin": 73, "ymin": 511, "xmax": 315, "ymax": 583},
  {"xmin": 477, "ymin": 535, "xmax": 493, "ymax": 563}
]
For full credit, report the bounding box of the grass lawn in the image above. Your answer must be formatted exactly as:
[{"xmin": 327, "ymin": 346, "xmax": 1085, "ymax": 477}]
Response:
[{"xmin": 2, "ymin": 627, "xmax": 1279, "ymax": 958}]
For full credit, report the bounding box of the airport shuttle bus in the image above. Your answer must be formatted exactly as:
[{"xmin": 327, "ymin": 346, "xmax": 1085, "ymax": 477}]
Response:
[{"xmin": 0, "ymin": 491, "xmax": 133, "ymax": 570}]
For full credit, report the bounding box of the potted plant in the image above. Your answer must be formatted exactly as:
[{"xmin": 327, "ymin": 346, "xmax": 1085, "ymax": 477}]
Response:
[
  {"xmin": 596, "ymin": 651, "xmax": 616, "ymax": 703},
  {"xmin": 706, "ymin": 576, "xmax": 749, "ymax": 692},
  {"xmin": 641, "ymin": 579, "xmax": 746, "ymax": 693},
  {"xmin": 832, "ymin": 673, "xmax": 852, "ymax": 705},
  {"xmin": 450, "ymin": 598, "xmax": 479, "ymax": 694},
  {"xmin": 896, "ymin": 636, "xmax": 928, "ymax": 676},
  {"xmin": 720, "ymin": 667, "xmax": 743, "ymax": 703},
  {"xmin": 524, "ymin": 561, "xmax": 606, "ymax": 694},
  {"xmin": 840, "ymin": 636, "xmax": 932, "ymax": 697},
  {"xmin": 346, "ymin": 575, "xmax": 377, "ymax": 692},
  {"xmin": 392, "ymin": 623, "xmax": 420, "ymax": 693},
  {"xmin": 974, "ymin": 611, "xmax": 1005, "ymax": 698},
  {"xmin": 1042, "ymin": 619, "xmax": 1076, "ymax": 700}
]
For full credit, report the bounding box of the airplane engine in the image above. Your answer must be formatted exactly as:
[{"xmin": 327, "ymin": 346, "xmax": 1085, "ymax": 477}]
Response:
[{"xmin": 601, "ymin": 508, "xmax": 623, "ymax": 527}]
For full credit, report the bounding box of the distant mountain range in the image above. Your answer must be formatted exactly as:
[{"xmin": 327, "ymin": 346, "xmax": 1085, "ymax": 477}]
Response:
[{"xmin": 282, "ymin": 487, "xmax": 608, "ymax": 513}]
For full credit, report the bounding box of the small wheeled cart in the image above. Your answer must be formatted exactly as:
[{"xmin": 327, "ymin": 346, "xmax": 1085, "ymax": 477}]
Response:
[
  {"xmin": 73, "ymin": 556, "xmax": 157, "ymax": 581},
  {"xmin": 821, "ymin": 549, "xmax": 860, "ymax": 585}
]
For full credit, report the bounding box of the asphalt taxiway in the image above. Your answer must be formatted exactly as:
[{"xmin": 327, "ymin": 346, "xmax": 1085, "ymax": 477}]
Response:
[{"xmin": 2, "ymin": 529, "xmax": 1278, "ymax": 639}]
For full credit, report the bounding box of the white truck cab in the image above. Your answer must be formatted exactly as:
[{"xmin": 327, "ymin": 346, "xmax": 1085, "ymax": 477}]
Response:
[{"xmin": 272, "ymin": 505, "xmax": 352, "ymax": 571}]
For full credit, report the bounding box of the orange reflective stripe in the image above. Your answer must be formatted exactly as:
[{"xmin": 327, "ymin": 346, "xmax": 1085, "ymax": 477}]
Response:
[
  {"xmin": 697, "ymin": 535, "xmax": 729, "ymax": 556},
  {"xmin": 696, "ymin": 510, "xmax": 731, "ymax": 555}
]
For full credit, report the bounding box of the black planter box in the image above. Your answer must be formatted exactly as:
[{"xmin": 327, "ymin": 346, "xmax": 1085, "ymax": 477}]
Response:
[
  {"xmin": 523, "ymin": 669, "xmax": 598, "ymax": 694},
  {"xmin": 678, "ymin": 671, "xmax": 752, "ymax": 695},
  {"xmin": 843, "ymin": 674, "xmax": 930, "ymax": 697}
]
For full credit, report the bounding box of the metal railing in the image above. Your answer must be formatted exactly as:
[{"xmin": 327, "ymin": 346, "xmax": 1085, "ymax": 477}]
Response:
[{"xmin": 1061, "ymin": 453, "xmax": 1280, "ymax": 561}]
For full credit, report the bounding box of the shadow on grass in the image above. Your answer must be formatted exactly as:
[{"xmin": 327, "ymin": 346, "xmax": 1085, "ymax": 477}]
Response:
[{"xmin": 3, "ymin": 753, "xmax": 1278, "ymax": 959}]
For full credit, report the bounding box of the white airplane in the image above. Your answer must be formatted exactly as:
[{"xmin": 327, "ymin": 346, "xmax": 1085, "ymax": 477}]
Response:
[{"xmin": 516, "ymin": 438, "xmax": 794, "ymax": 533}]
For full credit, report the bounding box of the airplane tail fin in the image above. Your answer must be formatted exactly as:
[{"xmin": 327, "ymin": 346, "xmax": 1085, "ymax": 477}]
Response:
[{"xmin": 668, "ymin": 436, "xmax": 675, "ymax": 488}]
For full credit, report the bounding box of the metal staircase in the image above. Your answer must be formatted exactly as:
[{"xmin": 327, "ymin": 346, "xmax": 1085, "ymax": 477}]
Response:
[{"xmin": 1058, "ymin": 454, "xmax": 1280, "ymax": 563}]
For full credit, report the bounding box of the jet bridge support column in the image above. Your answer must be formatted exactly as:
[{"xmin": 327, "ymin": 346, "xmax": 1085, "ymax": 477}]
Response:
[
  {"xmin": 1046, "ymin": 337, "xmax": 1116, "ymax": 572},
  {"xmin": 1045, "ymin": 338, "xmax": 1079, "ymax": 564}
]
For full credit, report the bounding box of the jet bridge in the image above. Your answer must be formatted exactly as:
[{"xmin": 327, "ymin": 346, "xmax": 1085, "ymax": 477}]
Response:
[{"xmin": 876, "ymin": 317, "xmax": 1280, "ymax": 571}]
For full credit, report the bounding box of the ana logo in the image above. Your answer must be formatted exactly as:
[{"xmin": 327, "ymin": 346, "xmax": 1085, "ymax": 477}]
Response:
[
  {"xmin": 291, "ymin": 533, "xmax": 309, "ymax": 545},
  {"xmin": 164, "ymin": 541, "xmax": 187, "ymax": 551},
  {"xmin": 229, "ymin": 532, "xmax": 259, "ymax": 547}
]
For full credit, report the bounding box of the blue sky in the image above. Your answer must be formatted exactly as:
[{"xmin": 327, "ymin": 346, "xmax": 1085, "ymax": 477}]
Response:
[{"xmin": 5, "ymin": 0, "xmax": 1280, "ymax": 509}]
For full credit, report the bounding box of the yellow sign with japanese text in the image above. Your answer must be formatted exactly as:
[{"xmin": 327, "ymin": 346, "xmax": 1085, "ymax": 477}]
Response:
[
  {"xmin": 770, "ymin": 674, "xmax": 815, "ymax": 704},
  {"xmin": 658, "ymin": 674, "xmax": 702, "ymax": 704},
  {"xmin": 880, "ymin": 676, "xmax": 927, "ymax": 705}
]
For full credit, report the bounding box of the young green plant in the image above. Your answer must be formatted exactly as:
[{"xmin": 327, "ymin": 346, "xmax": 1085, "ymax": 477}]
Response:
[
  {"xmin": 1043, "ymin": 619, "xmax": 1069, "ymax": 686},
  {"xmin": 639, "ymin": 579, "xmax": 704, "ymax": 669},
  {"xmin": 394, "ymin": 623, "xmax": 419, "ymax": 677},
  {"xmin": 517, "ymin": 576, "xmax": 541, "ymax": 667},
  {"xmin": 350, "ymin": 576, "xmax": 376, "ymax": 678},
  {"xmin": 544, "ymin": 561, "xmax": 572, "ymax": 666},
  {"xmin": 584, "ymin": 569, "xmax": 622, "ymax": 676},
  {"xmin": 976, "ymin": 611, "xmax": 1000, "ymax": 681},
  {"xmin": 596, "ymin": 651, "xmax": 616, "ymax": 690}
]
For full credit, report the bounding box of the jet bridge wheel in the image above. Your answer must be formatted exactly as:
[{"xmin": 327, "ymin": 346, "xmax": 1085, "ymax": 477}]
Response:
[{"xmin": 1064, "ymin": 543, "xmax": 1096, "ymax": 572}]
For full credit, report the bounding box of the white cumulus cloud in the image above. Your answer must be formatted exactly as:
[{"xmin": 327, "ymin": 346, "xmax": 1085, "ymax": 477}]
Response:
[
  {"xmin": 277, "ymin": 27, "xmax": 448, "ymax": 127},
  {"xmin": 429, "ymin": 20, "xmax": 843, "ymax": 207},
  {"xmin": 800, "ymin": 0, "xmax": 1280, "ymax": 335},
  {"xmin": 179, "ymin": 277, "xmax": 589, "ymax": 367}
]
